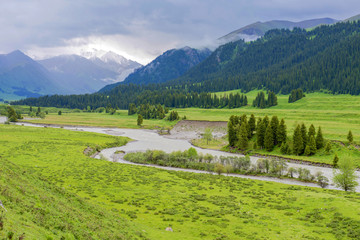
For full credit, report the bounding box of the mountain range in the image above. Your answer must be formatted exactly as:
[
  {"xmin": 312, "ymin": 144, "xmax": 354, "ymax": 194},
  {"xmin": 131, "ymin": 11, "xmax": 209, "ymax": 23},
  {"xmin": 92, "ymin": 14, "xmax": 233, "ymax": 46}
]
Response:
[
  {"xmin": 3, "ymin": 14, "xmax": 360, "ymax": 102},
  {"xmin": 15, "ymin": 19, "xmax": 360, "ymax": 110},
  {"xmin": 0, "ymin": 50, "xmax": 141, "ymax": 100},
  {"xmin": 100, "ymin": 46, "xmax": 211, "ymax": 92}
]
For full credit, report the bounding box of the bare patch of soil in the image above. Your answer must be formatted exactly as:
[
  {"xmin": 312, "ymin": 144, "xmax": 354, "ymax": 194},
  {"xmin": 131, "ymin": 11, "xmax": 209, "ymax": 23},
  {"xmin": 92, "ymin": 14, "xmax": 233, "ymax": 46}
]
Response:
[{"xmin": 167, "ymin": 120, "xmax": 227, "ymax": 140}]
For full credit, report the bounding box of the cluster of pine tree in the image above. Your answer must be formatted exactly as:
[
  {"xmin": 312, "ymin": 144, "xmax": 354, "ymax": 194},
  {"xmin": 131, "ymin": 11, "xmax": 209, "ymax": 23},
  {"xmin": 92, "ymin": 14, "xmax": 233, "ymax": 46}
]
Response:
[
  {"xmin": 291, "ymin": 124, "xmax": 324, "ymax": 156},
  {"xmin": 227, "ymin": 114, "xmax": 257, "ymax": 150},
  {"xmin": 167, "ymin": 110, "xmax": 179, "ymax": 121},
  {"xmin": 252, "ymin": 91, "xmax": 277, "ymax": 108},
  {"xmin": 135, "ymin": 103, "xmax": 166, "ymax": 120},
  {"xmin": 288, "ymin": 89, "xmax": 305, "ymax": 103},
  {"xmin": 228, "ymin": 114, "xmax": 326, "ymax": 156},
  {"xmin": 255, "ymin": 115, "xmax": 287, "ymax": 151}
]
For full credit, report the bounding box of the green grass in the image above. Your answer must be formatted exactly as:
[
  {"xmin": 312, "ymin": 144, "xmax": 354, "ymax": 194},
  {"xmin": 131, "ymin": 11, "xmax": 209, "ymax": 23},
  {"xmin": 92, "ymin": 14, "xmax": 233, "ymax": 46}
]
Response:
[
  {"xmin": 20, "ymin": 111, "xmax": 177, "ymax": 129},
  {"xmin": 0, "ymin": 125, "xmax": 144, "ymax": 239},
  {"xmin": 13, "ymin": 91, "xmax": 360, "ymax": 142},
  {"xmin": 1, "ymin": 125, "xmax": 360, "ymax": 239}
]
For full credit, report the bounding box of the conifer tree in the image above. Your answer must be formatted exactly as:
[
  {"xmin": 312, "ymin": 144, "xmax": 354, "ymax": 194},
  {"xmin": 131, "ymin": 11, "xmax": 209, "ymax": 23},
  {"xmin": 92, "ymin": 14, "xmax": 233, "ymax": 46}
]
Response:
[
  {"xmin": 264, "ymin": 124, "xmax": 274, "ymax": 151},
  {"xmin": 308, "ymin": 135, "xmax": 317, "ymax": 155},
  {"xmin": 316, "ymin": 127, "xmax": 324, "ymax": 149},
  {"xmin": 333, "ymin": 154, "xmax": 339, "ymax": 168},
  {"xmin": 248, "ymin": 114, "xmax": 256, "ymax": 136},
  {"xmin": 293, "ymin": 124, "xmax": 303, "ymax": 155},
  {"xmin": 347, "ymin": 130, "xmax": 353, "ymax": 143},
  {"xmin": 304, "ymin": 145, "xmax": 311, "ymax": 156},
  {"xmin": 270, "ymin": 116, "xmax": 279, "ymax": 145},
  {"xmin": 325, "ymin": 142, "xmax": 332, "ymax": 154},
  {"xmin": 301, "ymin": 123, "xmax": 308, "ymax": 150},
  {"xmin": 308, "ymin": 124, "xmax": 316, "ymax": 138},
  {"xmin": 280, "ymin": 141, "xmax": 289, "ymax": 154},
  {"xmin": 262, "ymin": 115, "xmax": 269, "ymax": 128},
  {"xmin": 256, "ymin": 120, "xmax": 266, "ymax": 148},
  {"xmin": 137, "ymin": 114, "xmax": 143, "ymax": 126},
  {"xmin": 277, "ymin": 118, "xmax": 287, "ymax": 145},
  {"xmin": 228, "ymin": 116, "xmax": 238, "ymax": 147},
  {"xmin": 237, "ymin": 123, "xmax": 249, "ymax": 150}
]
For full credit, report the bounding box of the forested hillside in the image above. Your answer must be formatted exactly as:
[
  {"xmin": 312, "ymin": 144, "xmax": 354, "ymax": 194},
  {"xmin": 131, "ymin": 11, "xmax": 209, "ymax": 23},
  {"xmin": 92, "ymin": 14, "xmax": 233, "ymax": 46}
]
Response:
[{"xmin": 13, "ymin": 21, "xmax": 360, "ymax": 109}]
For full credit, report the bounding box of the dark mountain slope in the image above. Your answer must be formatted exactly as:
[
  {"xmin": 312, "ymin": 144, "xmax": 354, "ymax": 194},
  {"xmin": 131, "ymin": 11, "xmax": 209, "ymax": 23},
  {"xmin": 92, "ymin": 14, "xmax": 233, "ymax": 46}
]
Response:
[{"xmin": 99, "ymin": 47, "xmax": 211, "ymax": 92}]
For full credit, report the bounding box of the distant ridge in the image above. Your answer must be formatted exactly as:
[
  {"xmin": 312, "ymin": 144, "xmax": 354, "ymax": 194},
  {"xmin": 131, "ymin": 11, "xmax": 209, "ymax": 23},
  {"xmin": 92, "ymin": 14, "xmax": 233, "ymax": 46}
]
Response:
[{"xmin": 219, "ymin": 18, "xmax": 338, "ymax": 43}]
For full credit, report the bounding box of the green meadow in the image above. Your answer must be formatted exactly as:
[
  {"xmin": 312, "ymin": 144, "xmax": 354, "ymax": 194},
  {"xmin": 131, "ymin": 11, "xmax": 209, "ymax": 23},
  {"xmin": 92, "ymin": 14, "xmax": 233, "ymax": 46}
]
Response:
[
  {"xmin": 16, "ymin": 92, "xmax": 360, "ymax": 142},
  {"xmin": 1, "ymin": 124, "xmax": 360, "ymax": 239}
]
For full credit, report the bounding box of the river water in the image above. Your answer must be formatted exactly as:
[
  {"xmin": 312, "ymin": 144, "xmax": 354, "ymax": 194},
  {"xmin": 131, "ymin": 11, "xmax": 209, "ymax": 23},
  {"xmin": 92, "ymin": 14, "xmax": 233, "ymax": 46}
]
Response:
[{"xmin": 10, "ymin": 121, "xmax": 360, "ymax": 192}]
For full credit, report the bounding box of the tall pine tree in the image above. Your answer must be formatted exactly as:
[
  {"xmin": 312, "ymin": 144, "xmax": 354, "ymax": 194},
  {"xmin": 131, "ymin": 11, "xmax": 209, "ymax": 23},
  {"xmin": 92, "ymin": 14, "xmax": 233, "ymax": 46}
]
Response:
[
  {"xmin": 264, "ymin": 124, "xmax": 274, "ymax": 151},
  {"xmin": 316, "ymin": 127, "xmax": 324, "ymax": 149},
  {"xmin": 293, "ymin": 125, "xmax": 304, "ymax": 155},
  {"xmin": 277, "ymin": 118, "xmax": 287, "ymax": 145}
]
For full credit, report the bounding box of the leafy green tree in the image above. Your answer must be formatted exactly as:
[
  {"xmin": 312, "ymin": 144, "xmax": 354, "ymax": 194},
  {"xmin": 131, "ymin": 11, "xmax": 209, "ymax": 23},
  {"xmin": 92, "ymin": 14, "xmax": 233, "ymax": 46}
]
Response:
[
  {"xmin": 6, "ymin": 106, "xmax": 18, "ymax": 122},
  {"xmin": 316, "ymin": 127, "xmax": 324, "ymax": 149},
  {"xmin": 203, "ymin": 128, "xmax": 213, "ymax": 145},
  {"xmin": 287, "ymin": 167, "xmax": 297, "ymax": 178},
  {"xmin": 315, "ymin": 172, "xmax": 329, "ymax": 188},
  {"xmin": 137, "ymin": 114, "xmax": 143, "ymax": 126},
  {"xmin": 277, "ymin": 118, "xmax": 287, "ymax": 145},
  {"xmin": 333, "ymin": 158, "xmax": 358, "ymax": 191},
  {"xmin": 214, "ymin": 163, "xmax": 225, "ymax": 175},
  {"xmin": 293, "ymin": 125, "xmax": 303, "ymax": 155},
  {"xmin": 264, "ymin": 124, "xmax": 274, "ymax": 151},
  {"xmin": 29, "ymin": 106, "xmax": 33, "ymax": 112},
  {"xmin": 58, "ymin": 110, "xmax": 62, "ymax": 115},
  {"xmin": 237, "ymin": 123, "xmax": 249, "ymax": 150},
  {"xmin": 333, "ymin": 154, "xmax": 339, "ymax": 168},
  {"xmin": 347, "ymin": 130, "xmax": 353, "ymax": 143}
]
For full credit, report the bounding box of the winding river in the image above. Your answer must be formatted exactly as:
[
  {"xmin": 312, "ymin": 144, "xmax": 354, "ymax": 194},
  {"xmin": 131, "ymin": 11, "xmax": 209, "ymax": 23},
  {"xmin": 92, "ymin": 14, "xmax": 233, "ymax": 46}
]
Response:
[{"xmin": 6, "ymin": 118, "xmax": 358, "ymax": 192}]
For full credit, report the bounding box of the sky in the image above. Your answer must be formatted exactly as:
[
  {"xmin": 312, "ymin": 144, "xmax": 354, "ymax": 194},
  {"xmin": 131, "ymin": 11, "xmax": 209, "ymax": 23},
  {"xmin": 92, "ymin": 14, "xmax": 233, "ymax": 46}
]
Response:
[{"xmin": 0, "ymin": 0, "xmax": 359, "ymax": 64}]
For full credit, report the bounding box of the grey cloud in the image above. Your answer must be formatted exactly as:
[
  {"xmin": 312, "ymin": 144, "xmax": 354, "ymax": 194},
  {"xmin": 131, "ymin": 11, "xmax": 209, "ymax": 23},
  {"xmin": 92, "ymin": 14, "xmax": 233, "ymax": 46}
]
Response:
[{"xmin": 0, "ymin": 0, "xmax": 359, "ymax": 62}]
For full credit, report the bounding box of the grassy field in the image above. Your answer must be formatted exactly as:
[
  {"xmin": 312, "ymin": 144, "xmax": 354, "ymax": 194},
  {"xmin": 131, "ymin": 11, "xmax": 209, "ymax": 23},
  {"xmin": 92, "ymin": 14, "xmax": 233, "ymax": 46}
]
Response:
[
  {"xmin": 0, "ymin": 125, "xmax": 143, "ymax": 239},
  {"xmin": 1, "ymin": 124, "xmax": 360, "ymax": 239},
  {"xmin": 12, "ymin": 91, "xmax": 360, "ymax": 142}
]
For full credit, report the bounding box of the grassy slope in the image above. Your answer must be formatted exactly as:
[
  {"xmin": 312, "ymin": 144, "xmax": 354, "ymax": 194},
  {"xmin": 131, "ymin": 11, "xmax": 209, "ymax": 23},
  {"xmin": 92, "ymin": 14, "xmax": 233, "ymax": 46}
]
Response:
[
  {"xmin": 1, "ymin": 125, "xmax": 360, "ymax": 239},
  {"xmin": 0, "ymin": 126, "xmax": 144, "ymax": 239}
]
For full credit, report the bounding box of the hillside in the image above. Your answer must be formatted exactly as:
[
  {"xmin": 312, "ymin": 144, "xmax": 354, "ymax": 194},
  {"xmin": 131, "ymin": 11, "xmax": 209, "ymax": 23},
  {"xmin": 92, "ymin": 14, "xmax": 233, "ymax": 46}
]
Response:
[
  {"xmin": 100, "ymin": 47, "xmax": 211, "ymax": 92},
  {"xmin": 218, "ymin": 18, "xmax": 338, "ymax": 43},
  {"xmin": 176, "ymin": 21, "xmax": 360, "ymax": 95}
]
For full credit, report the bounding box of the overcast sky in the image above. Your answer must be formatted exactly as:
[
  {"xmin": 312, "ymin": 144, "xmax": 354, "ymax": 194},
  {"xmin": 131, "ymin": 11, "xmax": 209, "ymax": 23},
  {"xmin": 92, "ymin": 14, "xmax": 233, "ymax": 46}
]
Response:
[{"xmin": 0, "ymin": 0, "xmax": 359, "ymax": 64}]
